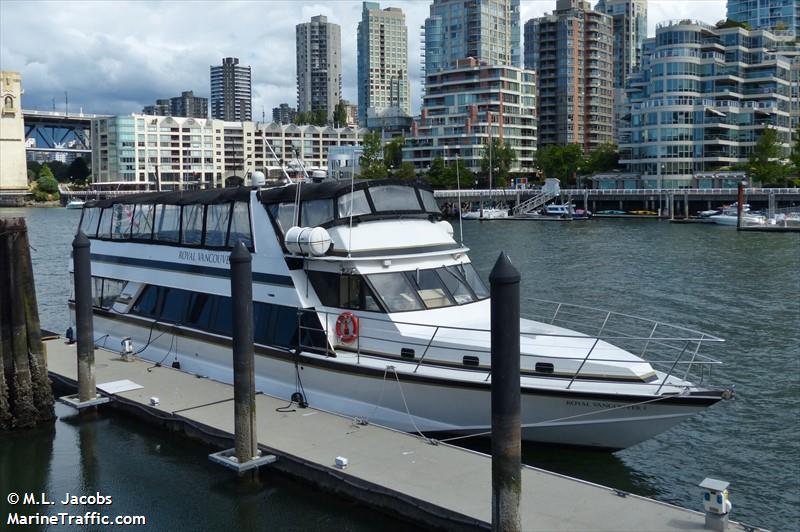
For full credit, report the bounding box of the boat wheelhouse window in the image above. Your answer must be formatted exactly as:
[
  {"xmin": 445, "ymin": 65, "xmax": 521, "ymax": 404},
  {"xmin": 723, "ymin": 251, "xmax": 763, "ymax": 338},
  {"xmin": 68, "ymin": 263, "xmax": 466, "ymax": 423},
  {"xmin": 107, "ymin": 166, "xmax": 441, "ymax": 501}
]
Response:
[
  {"xmin": 301, "ymin": 199, "xmax": 334, "ymax": 227},
  {"xmin": 181, "ymin": 204, "xmax": 204, "ymax": 246},
  {"xmin": 154, "ymin": 204, "xmax": 181, "ymax": 243},
  {"xmin": 460, "ymin": 263, "xmax": 489, "ymax": 299},
  {"xmin": 79, "ymin": 208, "xmax": 100, "ymax": 237},
  {"xmin": 269, "ymin": 202, "xmax": 297, "ymax": 235},
  {"xmin": 228, "ymin": 202, "xmax": 252, "ymax": 247},
  {"xmin": 369, "ymin": 185, "xmax": 421, "ymax": 212},
  {"xmin": 367, "ymin": 273, "xmax": 424, "ymax": 312},
  {"xmin": 437, "ymin": 267, "xmax": 476, "ymax": 304},
  {"xmin": 97, "ymin": 208, "xmax": 112, "ymax": 239},
  {"xmin": 419, "ymin": 189, "xmax": 441, "ymax": 214},
  {"xmin": 405, "ymin": 269, "xmax": 454, "ymax": 309},
  {"xmin": 131, "ymin": 204, "xmax": 155, "ymax": 240},
  {"xmin": 111, "ymin": 204, "xmax": 135, "ymax": 240},
  {"xmin": 205, "ymin": 203, "xmax": 231, "ymax": 247},
  {"xmin": 337, "ymin": 190, "xmax": 371, "ymax": 218},
  {"xmin": 306, "ymin": 271, "xmax": 381, "ymax": 312}
]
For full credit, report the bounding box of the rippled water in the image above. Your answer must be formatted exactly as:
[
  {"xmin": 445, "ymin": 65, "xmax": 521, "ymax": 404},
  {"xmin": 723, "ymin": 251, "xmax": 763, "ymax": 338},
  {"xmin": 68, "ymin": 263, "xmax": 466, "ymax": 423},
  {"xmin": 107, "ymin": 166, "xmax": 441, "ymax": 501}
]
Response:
[{"xmin": 1, "ymin": 208, "xmax": 798, "ymax": 531}]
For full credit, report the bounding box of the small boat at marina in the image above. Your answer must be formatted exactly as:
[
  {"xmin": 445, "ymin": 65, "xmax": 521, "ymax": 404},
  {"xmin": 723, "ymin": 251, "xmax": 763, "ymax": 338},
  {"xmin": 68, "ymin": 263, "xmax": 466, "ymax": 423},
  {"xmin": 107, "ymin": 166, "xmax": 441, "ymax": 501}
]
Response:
[
  {"xmin": 462, "ymin": 206, "xmax": 509, "ymax": 220},
  {"xmin": 65, "ymin": 199, "xmax": 86, "ymax": 210},
  {"xmin": 709, "ymin": 204, "xmax": 765, "ymax": 226},
  {"xmin": 70, "ymin": 178, "xmax": 732, "ymax": 450}
]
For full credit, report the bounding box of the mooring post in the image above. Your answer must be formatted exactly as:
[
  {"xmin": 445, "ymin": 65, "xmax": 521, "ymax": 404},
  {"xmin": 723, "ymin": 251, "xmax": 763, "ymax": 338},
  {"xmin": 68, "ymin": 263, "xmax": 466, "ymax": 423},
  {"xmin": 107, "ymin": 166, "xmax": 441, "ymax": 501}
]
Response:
[
  {"xmin": 489, "ymin": 252, "xmax": 521, "ymax": 532},
  {"xmin": 231, "ymin": 241, "xmax": 258, "ymax": 464},
  {"xmin": 72, "ymin": 231, "xmax": 96, "ymax": 403},
  {"xmin": 736, "ymin": 180, "xmax": 745, "ymax": 230}
]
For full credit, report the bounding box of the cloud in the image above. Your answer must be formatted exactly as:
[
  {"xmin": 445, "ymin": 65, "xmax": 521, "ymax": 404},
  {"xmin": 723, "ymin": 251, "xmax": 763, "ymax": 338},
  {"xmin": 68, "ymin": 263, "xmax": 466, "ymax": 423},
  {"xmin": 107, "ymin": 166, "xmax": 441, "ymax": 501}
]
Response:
[{"xmin": 0, "ymin": 0, "xmax": 726, "ymax": 117}]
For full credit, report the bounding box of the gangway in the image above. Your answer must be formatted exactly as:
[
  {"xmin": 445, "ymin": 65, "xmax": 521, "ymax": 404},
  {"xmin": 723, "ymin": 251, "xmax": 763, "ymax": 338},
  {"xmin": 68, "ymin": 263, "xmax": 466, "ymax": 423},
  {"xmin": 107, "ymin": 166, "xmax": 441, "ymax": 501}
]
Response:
[{"xmin": 513, "ymin": 178, "xmax": 561, "ymax": 215}]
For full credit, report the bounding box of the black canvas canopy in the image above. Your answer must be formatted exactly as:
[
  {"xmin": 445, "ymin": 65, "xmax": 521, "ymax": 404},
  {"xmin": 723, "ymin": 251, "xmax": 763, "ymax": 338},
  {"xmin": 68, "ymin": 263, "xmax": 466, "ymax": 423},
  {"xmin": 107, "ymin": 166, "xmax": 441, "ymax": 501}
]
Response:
[
  {"xmin": 257, "ymin": 179, "xmax": 432, "ymax": 205},
  {"xmin": 86, "ymin": 186, "xmax": 254, "ymax": 208}
]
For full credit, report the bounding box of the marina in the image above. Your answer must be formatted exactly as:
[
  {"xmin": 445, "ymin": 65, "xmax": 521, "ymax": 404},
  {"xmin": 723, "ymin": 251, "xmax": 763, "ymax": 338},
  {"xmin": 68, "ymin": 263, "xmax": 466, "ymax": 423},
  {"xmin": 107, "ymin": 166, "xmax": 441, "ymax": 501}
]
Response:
[{"xmin": 1, "ymin": 206, "xmax": 797, "ymax": 530}]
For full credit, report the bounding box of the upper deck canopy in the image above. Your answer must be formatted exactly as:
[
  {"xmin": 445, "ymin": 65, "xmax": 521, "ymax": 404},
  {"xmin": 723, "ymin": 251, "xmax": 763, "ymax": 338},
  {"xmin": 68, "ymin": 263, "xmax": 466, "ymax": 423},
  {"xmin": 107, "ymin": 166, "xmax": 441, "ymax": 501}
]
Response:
[{"xmin": 86, "ymin": 186, "xmax": 254, "ymax": 208}]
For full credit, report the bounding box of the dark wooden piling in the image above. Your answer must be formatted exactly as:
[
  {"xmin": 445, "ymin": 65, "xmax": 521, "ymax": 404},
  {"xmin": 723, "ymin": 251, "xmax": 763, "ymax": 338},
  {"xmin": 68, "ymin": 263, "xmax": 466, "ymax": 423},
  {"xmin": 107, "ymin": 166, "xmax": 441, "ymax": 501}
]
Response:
[
  {"xmin": 489, "ymin": 252, "xmax": 522, "ymax": 532},
  {"xmin": 0, "ymin": 217, "xmax": 54, "ymax": 429},
  {"xmin": 736, "ymin": 181, "xmax": 745, "ymax": 230},
  {"xmin": 72, "ymin": 231, "xmax": 96, "ymax": 403},
  {"xmin": 230, "ymin": 240, "xmax": 258, "ymax": 463}
]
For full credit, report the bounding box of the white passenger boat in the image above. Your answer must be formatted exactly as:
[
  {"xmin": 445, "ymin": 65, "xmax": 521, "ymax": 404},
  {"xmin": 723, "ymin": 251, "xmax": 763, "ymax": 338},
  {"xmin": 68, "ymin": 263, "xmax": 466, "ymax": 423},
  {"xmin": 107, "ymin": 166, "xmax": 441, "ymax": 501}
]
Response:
[
  {"xmin": 71, "ymin": 179, "xmax": 731, "ymax": 450},
  {"xmin": 65, "ymin": 199, "xmax": 86, "ymax": 210}
]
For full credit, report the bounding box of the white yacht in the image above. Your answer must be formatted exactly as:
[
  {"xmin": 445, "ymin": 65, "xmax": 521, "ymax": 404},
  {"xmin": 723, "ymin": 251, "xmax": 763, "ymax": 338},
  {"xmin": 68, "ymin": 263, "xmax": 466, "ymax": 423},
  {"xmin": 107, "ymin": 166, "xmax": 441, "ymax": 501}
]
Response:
[
  {"xmin": 462, "ymin": 206, "xmax": 509, "ymax": 220},
  {"xmin": 65, "ymin": 199, "xmax": 86, "ymax": 210},
  {"xmin": 710, "ymin": 203, "xmax": 766, "ymax": 226},
  {"xmin": 71, "ymin": 179, "xmax": 731, "ymax": 450}
]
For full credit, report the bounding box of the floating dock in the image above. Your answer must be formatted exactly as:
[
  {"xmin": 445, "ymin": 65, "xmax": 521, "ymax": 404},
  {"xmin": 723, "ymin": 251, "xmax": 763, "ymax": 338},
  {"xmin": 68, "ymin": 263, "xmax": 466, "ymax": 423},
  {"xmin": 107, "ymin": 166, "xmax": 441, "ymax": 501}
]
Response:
[{"xmin": 46, "ymin": 338, "xmax": 758, "ymax": 531}]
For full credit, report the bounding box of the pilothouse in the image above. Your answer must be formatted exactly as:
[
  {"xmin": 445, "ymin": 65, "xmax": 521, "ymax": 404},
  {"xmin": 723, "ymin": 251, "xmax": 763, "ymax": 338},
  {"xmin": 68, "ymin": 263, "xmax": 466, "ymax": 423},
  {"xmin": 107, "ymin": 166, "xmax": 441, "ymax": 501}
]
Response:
[{"xmin": 72, "ymin": 178, "xmax": 732, "ymax": 450}]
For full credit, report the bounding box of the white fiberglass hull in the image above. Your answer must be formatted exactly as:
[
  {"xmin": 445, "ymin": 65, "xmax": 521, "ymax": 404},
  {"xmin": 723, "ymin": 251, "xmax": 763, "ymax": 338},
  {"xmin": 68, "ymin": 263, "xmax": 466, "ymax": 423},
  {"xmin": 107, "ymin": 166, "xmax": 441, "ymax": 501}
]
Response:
[
  {"xmin": 88, "ymin": 312, "xmax": 719, "ymax": 450},
  {"xmin": 462, "ymin": 208, "xmax": 509, "ymax": 220},
  {"xmin": 710, "ymin": 214, "xmax": 765, "ymax": 226}
]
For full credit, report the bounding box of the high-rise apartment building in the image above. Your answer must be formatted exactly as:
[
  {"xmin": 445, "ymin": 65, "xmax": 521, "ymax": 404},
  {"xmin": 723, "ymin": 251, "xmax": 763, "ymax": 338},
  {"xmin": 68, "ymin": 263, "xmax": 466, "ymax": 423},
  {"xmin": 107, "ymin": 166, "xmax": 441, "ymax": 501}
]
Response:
[
  {"xmin": 296, "ymin": 15, "xmax": 342, "ymax": 122},
  {"xmin": 727, "ymin": 0, "xmax": 798, "ymax": 37},
  {"xmin": 357, "ymin": 2, "xmax": 410, "ymax": 124},
  {"xmin": 423, "ymin": 0, "xmax": 521, "ymax": 78},
  {"xmin": 619, "ymin": 21, "xmax": 796, "ymax": 187},
  {"xmin": 210, "ymin": 57, "xmax": 252, "ymax": 121},
  {"xmin": 594, "ymin": 0, "xmax": 647, "ymax": 140},
  {"xmin": 272, "ymin": 103, "xmax": 297, "ymax": 124},
  {"xmin": 404, "ymin": 58, "xmax": 537, "ymax": 174},
  {"xmin": 525, "ymin": 0, "xmax": 614, "ymax": 152},
  {"xmin": 171, "ymin": 91, "xmax": 208, "ymax": 118}
]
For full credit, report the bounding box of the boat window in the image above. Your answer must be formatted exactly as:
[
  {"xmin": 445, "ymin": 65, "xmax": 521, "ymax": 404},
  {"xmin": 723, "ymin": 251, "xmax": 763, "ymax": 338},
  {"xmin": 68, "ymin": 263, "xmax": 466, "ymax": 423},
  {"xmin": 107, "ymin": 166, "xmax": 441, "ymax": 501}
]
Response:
[
  {"xmin": 337, "ymin": 190, "xmax": 371, "ymax": 218},
  {"xmin": 205, "ymin": 203, "xmax": 231, "ymax": 247},
  {"xmin": 212, "ymin": 296, "xmax": 233, "ymax": 336},
  {"xmin": 111, "ymin": 204, "xmax": 135, "ymax": 240},
  {"xmin": 97, "ymin": 208, "xmax": 112, "ymax": 239},
  {"xmin": 269, "ymin": 202, "xmax": 297, "ymax": 234},
  {"xmin": 369, "ymin": 185, "xmax": 421, "ymax": 212},
  {"xmin": 437, "ymin": 267, "xmax": 475, "ymax": 304},
  {"xmin": 419, "ymin": 189, "xmax": 441, "ymax": 213},
  {"xmin": 367, "ymin": 273, "xmax": 424, "ymax": 312},
  {"xmin": 228, "ymin": 202, "xmax": 252, "ymax": 247},
  {"xmin": 185, "ymin": 292, "xmax": 214, "ymax": 329},
  {"xmin": 154, "ymin": 205, "xmax": 181, "ymax": 243},
  {"xmin": 460, "ymin": 263, "xmax": 489, "ymax": 299},
  {"xmin": 79, "ymin": 208, "xmax": 100, "ymax": 237},
  {"xmin": 160, "ymin": 287, "xmax": 191, "ymax": 323},
  {"xmin": 132, "ymin": 285, "xmax": 160, "ymax": 317},
  {"xmin": 307, "ymin": 271, "xmax": 382, "ymax": 312},
  {"xmin": 301, "ymin": 199, "xmax": 334, "ymax": 227},
  {"xmin": 181, "ymin": 204, "xmax": 204, "ymax": 246},
  {"xmin": 131, "ymin": 204, "xmax": 155, "ymax": 240},
  {"xmin": 405, "ymin": 269, "xmax": 454, "ymax": 309},
  {"xmin": 254, "ymin": 303, "xmax": 298, "ymax": 348}
]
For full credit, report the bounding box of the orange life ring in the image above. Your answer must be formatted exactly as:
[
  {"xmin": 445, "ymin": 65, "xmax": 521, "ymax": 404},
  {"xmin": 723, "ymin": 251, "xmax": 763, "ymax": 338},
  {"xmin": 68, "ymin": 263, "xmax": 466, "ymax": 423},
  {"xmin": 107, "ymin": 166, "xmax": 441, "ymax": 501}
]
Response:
[{"xmin": 335, "ymin": 312, "xmax": 359, "ymax": 343}]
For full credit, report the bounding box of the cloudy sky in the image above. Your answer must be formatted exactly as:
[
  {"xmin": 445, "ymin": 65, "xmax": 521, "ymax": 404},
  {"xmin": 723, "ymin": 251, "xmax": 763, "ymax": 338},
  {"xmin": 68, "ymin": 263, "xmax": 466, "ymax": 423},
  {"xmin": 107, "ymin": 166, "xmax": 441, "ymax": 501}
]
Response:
[{"xmin": 0, "ymin": 0, "xmax": 727, "ymax": 117}]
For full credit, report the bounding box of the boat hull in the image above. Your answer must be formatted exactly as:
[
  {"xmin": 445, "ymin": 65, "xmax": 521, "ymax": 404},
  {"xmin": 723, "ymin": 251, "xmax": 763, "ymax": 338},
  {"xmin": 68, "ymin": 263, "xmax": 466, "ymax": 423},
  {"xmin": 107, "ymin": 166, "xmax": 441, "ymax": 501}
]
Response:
[{"xmin": 87, "ymin": 310, "xmax": 719, "ymax": 451}]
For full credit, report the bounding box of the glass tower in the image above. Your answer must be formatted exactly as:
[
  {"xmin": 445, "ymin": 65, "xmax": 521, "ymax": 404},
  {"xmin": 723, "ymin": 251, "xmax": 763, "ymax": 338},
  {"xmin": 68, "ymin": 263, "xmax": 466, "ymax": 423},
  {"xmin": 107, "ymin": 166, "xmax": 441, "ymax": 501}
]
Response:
[{"xmin": 727, "ymin": 0, "xmax": 798, "ymax": 36}]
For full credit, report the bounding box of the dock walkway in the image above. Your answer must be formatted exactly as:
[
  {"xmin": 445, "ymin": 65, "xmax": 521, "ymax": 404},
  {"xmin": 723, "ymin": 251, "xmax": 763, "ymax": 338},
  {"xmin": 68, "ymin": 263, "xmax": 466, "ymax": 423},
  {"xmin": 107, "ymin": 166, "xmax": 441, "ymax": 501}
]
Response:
[{"xmin": 46, "ymin": 339, "xmax": 752, "ymax": 531}]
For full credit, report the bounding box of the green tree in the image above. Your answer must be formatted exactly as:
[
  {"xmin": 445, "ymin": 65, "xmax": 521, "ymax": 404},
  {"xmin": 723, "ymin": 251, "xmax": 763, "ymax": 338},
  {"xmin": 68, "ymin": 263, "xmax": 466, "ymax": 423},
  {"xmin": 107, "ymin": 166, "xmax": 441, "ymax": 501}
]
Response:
[
  {"xmin": 536, "ymin": 144, "xmax": 585, "ymax": 186},
  {"xmin": 68, "ymin": 157, "xmax": 91, "ymax": 184},
  {"xmin": 449, "ymin": 159, "xmax": 475, "ymax": 190},
  {"xmin": 49, "ymin": 160, "xmax": 69, "ymax": 182},
  {"xmin": 313, "ymin": 109, "xmax": 327, "ymax": 126},
  {"xmin": 424, "ymin": 157, "xmax": 454, "ymax": 189},
  {"xmin": 394, "ymin": 161, "xmax": 417, "ymax": 180},
  {"xmin": 383, "ymin": 136, "xmax": 405, "ymax": 170},
  {"xmin": 748, "ymin": 127, "xmax": 787, "ymax": 186},
  {"xmin": 358, "ymin": 131, "xmax": 388, "ymax": 179},
  {"xmin": 479, "ymin": 139, "xmax": 516, "ymax": 188},
  {"xmin": 715, "ymin": 18, "xmax": 752, "ymax": 30},
  {"xmin": 33, "ymin": 164, "xmax": 60, "ymax": 201},
  {"xmin": 581, "ymin": 143, "xmax": 619, "ymax": 175},
  {"xmin": 333, "ymin": 102, "xmax": 348, "ymax": 128},
  {"xmin": 791, "ymin": 124, "xmax": 800, "ymax": 175}
]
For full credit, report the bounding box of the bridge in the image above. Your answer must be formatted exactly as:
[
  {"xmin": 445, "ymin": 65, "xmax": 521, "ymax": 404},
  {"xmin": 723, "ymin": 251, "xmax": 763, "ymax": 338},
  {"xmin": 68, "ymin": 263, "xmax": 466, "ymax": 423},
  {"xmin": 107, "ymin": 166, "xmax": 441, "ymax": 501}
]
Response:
[{"xmin": 22, "ymin": 109, "xmax": 110, "ymax": 156}]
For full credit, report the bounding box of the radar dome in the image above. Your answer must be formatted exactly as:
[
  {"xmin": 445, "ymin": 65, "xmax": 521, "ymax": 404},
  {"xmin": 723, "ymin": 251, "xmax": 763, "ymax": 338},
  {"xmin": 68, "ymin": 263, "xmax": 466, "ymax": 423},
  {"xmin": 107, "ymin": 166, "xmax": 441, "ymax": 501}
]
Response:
[{"xmin": 251, "ymin": 171, "xmax": 266, "ymax": 187}]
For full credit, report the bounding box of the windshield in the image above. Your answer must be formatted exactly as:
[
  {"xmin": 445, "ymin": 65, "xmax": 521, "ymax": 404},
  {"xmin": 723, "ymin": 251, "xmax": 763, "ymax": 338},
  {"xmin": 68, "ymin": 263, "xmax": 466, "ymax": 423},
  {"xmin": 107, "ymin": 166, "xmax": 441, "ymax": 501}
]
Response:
[{"xmin": 366, "ymin": 263, "xmax": 488, "ymax": 312}]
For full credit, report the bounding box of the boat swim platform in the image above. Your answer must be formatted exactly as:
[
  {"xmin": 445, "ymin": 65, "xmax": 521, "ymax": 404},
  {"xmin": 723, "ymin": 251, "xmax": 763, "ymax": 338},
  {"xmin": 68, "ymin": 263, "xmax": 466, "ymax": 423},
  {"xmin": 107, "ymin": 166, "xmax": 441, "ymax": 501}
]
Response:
[{"xmin": 45, "ymin": 339, "xmax": 758, "ymax": 532}]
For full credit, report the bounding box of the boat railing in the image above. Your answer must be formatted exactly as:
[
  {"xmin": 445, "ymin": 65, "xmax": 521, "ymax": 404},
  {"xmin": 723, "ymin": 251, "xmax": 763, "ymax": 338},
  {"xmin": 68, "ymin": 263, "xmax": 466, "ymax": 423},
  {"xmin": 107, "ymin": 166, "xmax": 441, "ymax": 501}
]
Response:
[{"xmin": 298, "ymin": 301, "xmax": 725, "ymax": 391}]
